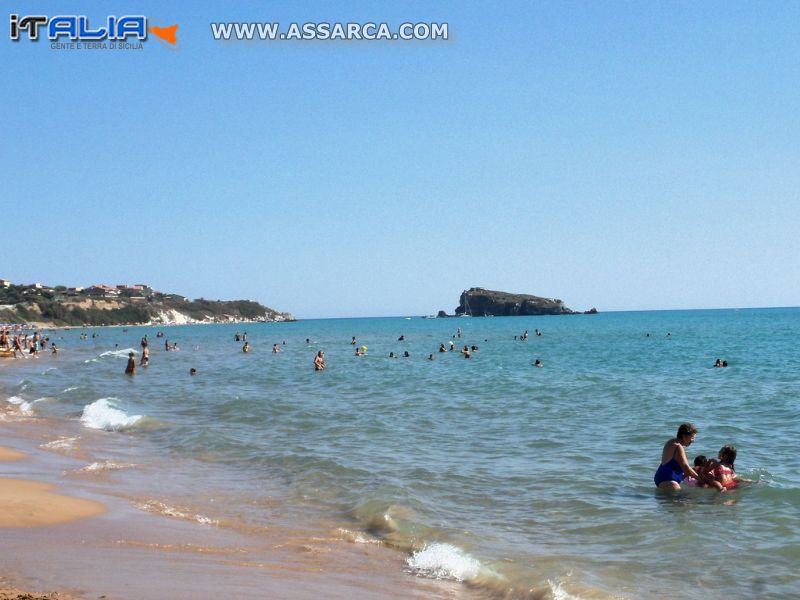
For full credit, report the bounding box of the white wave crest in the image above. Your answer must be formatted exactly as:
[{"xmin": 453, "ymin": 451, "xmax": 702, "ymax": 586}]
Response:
[
  {"xmin": 406, "ymin": 543, "xmax": 481, "ymax": 582},
  {"xmin": 99, "ymin": 348, "xmax": 137, "ymax": 359},
  {"xmin": 80, "ymin": 398, "xmax": 143, "ymax": 431},
  {"xmin": 62, "ymin": 386, "xmax": 80, "ymax": 393}
]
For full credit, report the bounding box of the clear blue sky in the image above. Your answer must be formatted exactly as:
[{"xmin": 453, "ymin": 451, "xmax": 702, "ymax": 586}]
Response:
[{"xmin": 4, "ymin": 1, "xmax": 799, "ymax": 318}]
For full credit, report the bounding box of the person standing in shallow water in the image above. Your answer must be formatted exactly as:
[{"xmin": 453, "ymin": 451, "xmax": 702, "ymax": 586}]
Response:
[
  {"xmin": 125, "ymin": 352, "xmax": 136, "ymax": 375},
  {"xmin": 314, "ymin": 350, "xmax": 325, "ymax": 371},
  {"xmin": 654, "ymin": 423, "xmax": 701, "ymax": 490}
]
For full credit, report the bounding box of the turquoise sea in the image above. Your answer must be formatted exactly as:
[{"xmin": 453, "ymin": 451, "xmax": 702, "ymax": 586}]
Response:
[{"xmin": 2, "ymin": 308, "xmax": 799, "ymax": 599}]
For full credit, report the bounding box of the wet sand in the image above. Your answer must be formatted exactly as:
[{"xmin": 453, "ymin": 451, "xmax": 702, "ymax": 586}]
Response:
[{"xmin": 1, "ymin": 431, "xmax": 477, "ymax": 600}]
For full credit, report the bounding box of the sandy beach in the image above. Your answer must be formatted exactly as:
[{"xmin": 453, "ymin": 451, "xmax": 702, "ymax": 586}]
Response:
[{"xmin": 0, "ymin": 421, "xmax": 473, "ymax": 600}]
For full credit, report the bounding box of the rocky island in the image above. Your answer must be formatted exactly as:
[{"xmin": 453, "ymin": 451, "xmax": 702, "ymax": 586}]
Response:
[
  {"xmin": 447, "ymin": 287, "xmax": 597, "ymax": 317},
  {"xmin": 0, "ymin": 280, "xmax": 294, "ymax": 327}
]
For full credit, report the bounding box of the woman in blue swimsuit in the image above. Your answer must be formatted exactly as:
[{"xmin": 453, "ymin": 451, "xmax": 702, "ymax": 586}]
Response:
[{"xmin": 655, "ymin": 423, "xmax": 701, "ymax": 490}]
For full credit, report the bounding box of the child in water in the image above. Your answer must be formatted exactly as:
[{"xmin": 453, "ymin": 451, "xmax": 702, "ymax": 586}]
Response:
[
  {"xmin": 713, "ymin": 444, "xmax": 740, "ymax": 490},
  {"xmin": 685, "ymin": 455, "xmax": 711, "ymax": 487}
]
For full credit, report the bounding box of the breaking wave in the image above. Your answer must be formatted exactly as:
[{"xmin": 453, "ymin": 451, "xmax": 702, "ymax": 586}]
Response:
[{"xmin": 80, "ymin": 398, "xmax": 143, "ymax": 431}]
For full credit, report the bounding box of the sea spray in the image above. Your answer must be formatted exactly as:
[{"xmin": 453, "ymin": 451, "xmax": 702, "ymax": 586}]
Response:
[{"xmin": 406, "ymin": 543, "xmax": 481, "ymax": 581}]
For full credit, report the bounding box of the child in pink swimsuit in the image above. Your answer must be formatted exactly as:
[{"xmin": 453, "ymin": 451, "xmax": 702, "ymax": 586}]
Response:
[{"xmin": 714, "ymin": 445, "xmax": 740, "ymax": 490}]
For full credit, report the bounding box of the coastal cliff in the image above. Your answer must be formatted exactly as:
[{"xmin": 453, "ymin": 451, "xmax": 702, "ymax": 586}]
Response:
[
  {"xmin": 0, "ymin": 282, "xmax": 294, "ymax": 327},
  {"xmin": 454, "ymin": 288, "xmax": 595, "ymax": 316}
]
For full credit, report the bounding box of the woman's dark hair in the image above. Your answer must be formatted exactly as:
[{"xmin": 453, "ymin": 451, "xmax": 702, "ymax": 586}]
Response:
[
  {"xmin": 693, "ymin": 455, "xmax": 708, "ymax": 467},
  {"xmin": 719, "ymin": 444, "xmax": 737, "ymax": 468},
  {"xmin": 677, "ymin": 423, "xmax": 697, "ymax": 438}
]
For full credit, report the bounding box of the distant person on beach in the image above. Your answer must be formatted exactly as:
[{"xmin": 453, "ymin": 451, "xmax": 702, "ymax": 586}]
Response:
[
  {"xmin": 449, "ymin": 341, "xmax": 455, "ymax": 351},
  {"xmin": 165, "ymin": 339, "xmax": 170, "ymax": 351},
  {"xmin": 714, "ymin": 359, "xmax": 729, "ymax": 368},
  {"xmin": 389, "ymin": 352, "xmax": 396, "ymax": 358},
  {"xmin": 51, "ymin": 343, "xmax": 58, "ymax": 355},
  {"xmin": 141, "ymin": 336, "xmax": 148, "ymax": 350},
  {"xmin": 306, "ymin": 338, "xmax": 311, "ymax": 344},
  {"xmin": 140, "ymin": 346, "xmax": 149, "ymax": 366},
  {"xmin": 428, "ymin": 353, "xmax": 434, "ymax": 360},
  {"xmin": 242, "ymin": 342, "xmax": 250, "ymax": 353},
  {"xmin": 273, "ymin": 343, "xmax": 280, "ymax": 353},
  {"xmin": 398, "ymin": 335, "xmax": 405, "ymax": 341},
  {"xmin": 439, "ymin": 343, "xmax": 446, "ymax": 353},
  {"xmin": 351, "ymin": 336, "xmax": 357, "ymax": 345},
  {"xmin": 534, "ymin": 359, "xmax": 543, "ymax": 367},
  {"xmin": 125, "ymin": 352, "xmax": 136, "ymax": 375},
  {"xmin": 461, "ymin": 346, "xmax": 471, "ymax": 358},
  {"xmin": 403, "ymin": 351, "xmax": 410, "ymax": 358},
  {"xmin": 190, "ymin": 368, "xmax": 197, "ymax": 376},
  {"xmin": 314, "ymin": 350, "xmax": 325, "ymax": 371},
  {"xmin": 654, "ymin": 423, "xmax": 701, "ymax": 490}
]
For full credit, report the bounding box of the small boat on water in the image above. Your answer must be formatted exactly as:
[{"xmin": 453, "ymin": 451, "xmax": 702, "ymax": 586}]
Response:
[{"xmin": 0, "ymin": 348, "xmax": 16, "ymax": 358}]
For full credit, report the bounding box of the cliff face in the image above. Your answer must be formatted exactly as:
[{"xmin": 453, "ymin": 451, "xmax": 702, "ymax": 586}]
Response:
[{"xmin": 455, "ymin": 288, "xmax": 576, "ymax": 316}]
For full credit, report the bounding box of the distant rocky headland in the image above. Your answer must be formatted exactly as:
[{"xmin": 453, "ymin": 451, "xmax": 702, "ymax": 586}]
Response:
[
  {"xmin": 0, "ymin": 279, "xmax": 294, "ymax": 327},
  {"xmin": 435, "ymin": 288, "xmax": 597, "ymax": 317}
]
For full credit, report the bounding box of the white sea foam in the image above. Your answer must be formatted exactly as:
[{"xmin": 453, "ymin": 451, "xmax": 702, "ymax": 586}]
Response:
[
  {"xmin": 62, "ymin": 386, "xmax": 80, "ymax": 393},
  {"xmin": 78, "ymin": 460, "xmax": 136, "ymax": 473},
  {"xmin": 337, "ymin": 528, "xmax": 381, "ymax": 544},
  {"xmin": 135, "ymin": 500, "xmax": 218, "ymax": 525},
  {"xmin": 98, "ymin": 348, "xmax": 137, "ymax": 359},
  {"xmin": 41, "ymin": 367, "xmax": 58, "ymax": 374},
  {"xmin": 549, "ymin": 581, "xmax": 582, "ymax": 600},
  {"xmin": 41, "ymin": 436, "xmax": 79, "ymax": 450},
  {"xmin": 5, "ymin": 395, "xmax": 35, "ymax": 415},
  {"xmin": 406, "ymin": 543, "xmax": 481, "ymax": 582},
  {"xmin": 80, "ymin": 398, "xmax": 143, "ymax": 431}
]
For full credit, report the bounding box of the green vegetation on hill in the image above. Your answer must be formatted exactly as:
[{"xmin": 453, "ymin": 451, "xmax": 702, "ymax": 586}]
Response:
[{"xmin": 0, "ymin": 284, "xmax": 292, "ymax": 326}]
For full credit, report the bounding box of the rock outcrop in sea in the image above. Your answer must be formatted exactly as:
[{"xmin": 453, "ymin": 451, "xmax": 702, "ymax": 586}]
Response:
[{"xmin": 453, "ymin": 288, "xmax": 595, "ymax": 317}]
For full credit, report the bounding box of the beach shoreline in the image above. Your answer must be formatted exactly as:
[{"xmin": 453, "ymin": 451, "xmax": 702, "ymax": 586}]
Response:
[{"xmin": 0, "ymin": 422, "xmax": 473, "ymax": 600}]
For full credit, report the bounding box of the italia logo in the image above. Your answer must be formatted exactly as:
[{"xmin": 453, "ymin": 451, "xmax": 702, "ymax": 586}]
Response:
[{"xmin": 9, "ymin": 14, "xmax": 178, "ymax": 45}]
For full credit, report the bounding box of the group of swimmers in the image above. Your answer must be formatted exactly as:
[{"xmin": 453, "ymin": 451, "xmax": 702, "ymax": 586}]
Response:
[
  {"xmin": 655, "ymin": 423, "xmax": 745, "ymax": 492},
  {"xmin": 124, "ymin": 333, "xmax": 177, "ymax": 374}
]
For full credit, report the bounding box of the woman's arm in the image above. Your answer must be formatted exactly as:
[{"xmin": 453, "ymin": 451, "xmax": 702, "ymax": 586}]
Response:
[{"xmin": 675, "ymin": 445, "xmax": 700, "ymax": 479}]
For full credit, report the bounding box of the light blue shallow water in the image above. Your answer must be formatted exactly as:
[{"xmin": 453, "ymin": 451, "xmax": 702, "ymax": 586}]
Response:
[{"xmin": 2, "ymin": 309, "xmax": 799, "ymax": 599}]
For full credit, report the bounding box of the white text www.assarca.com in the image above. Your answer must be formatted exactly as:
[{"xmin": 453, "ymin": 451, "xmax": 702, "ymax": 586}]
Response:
[{"xmin": 210, "ymin": 22, "xmax": 449, "ymax": 42}]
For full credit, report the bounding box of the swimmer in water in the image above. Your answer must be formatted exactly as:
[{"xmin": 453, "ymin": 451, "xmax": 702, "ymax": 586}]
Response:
[
  {"xmin": 314, "ymin": 350, "xmax": 325, "ymax": 371},
  {"xmin": 243, "ymin": 342, "xmax": 250, "ymax": 353},
  {"xmin": 534, "ymin": 359, "xmax": 542, "ymax": 367}
]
